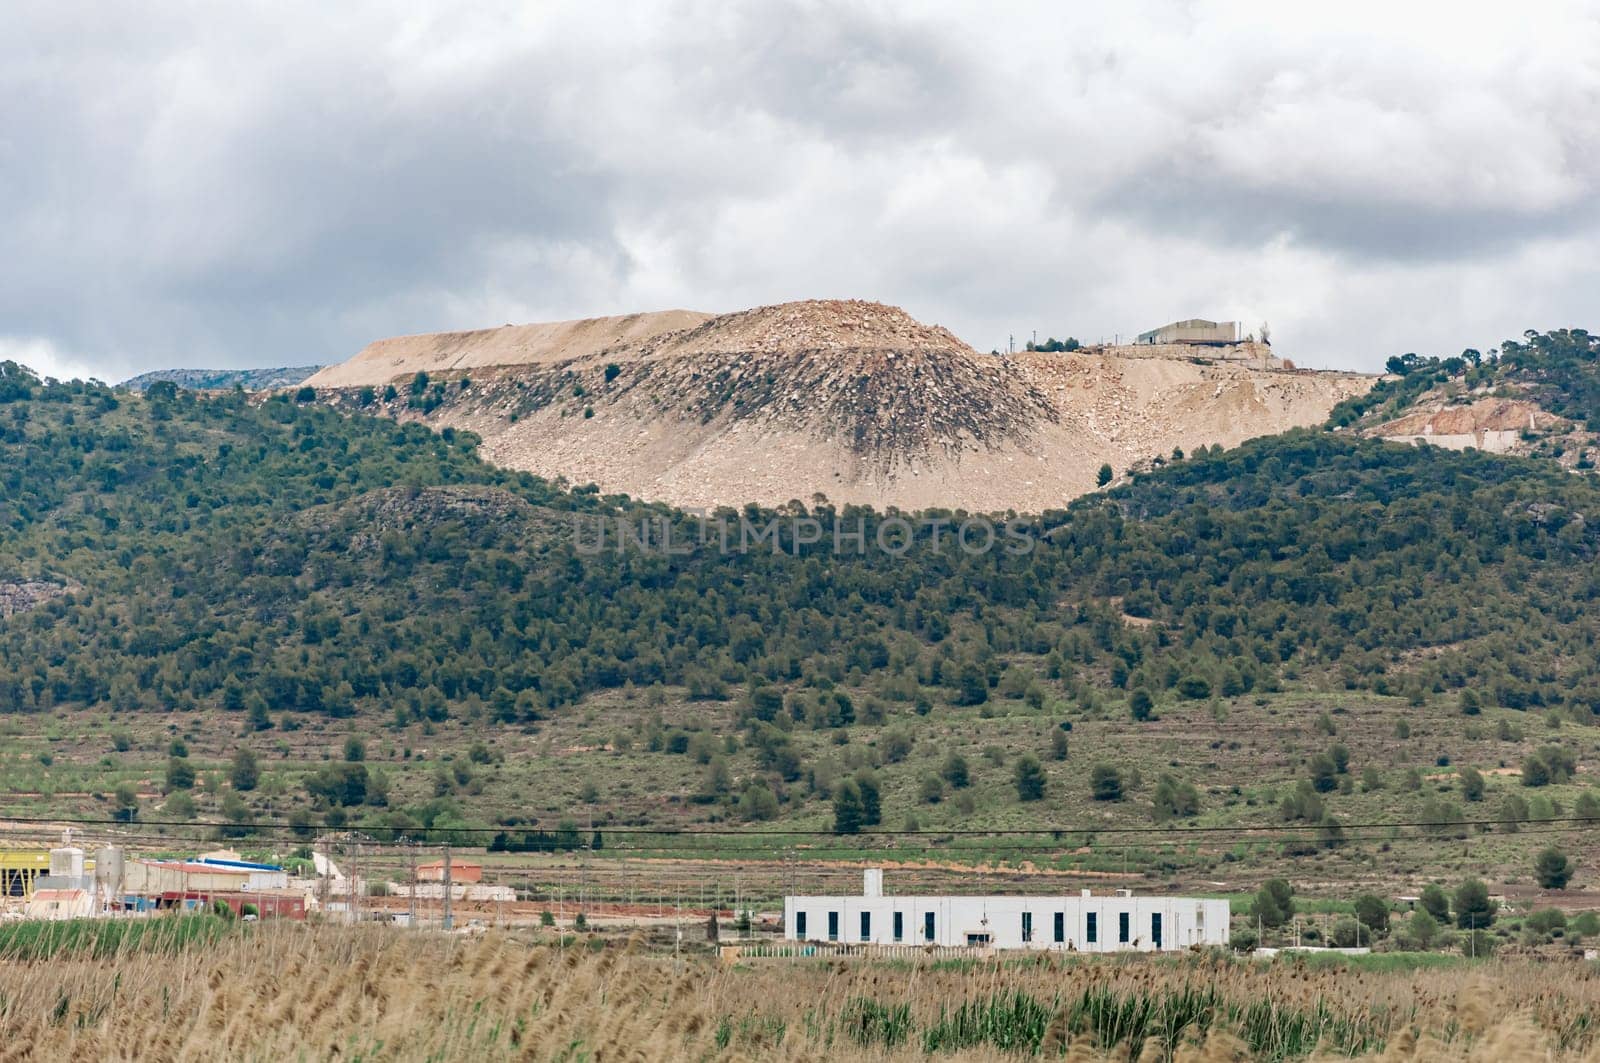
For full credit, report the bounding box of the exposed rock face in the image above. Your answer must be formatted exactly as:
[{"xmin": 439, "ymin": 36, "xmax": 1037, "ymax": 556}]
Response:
[
  {"xmin": 1091, "ymin": 340, "xmax": 1281, "ymax": 368},
  {"xmin": 0, "ymin": 579, "xmax": 70, "ymax": 618},
  {"xmin": 292, "ymin": 485, "xmax": 553, "ymax": 556},
  {"xmin": 1374, "ymin": 398, "xmax": 1563, "ymax": 454},
  {"xmin": 314, "ymin": 299, "xmax": 1374, "ymax": 512},
  {"xmin": 122, "ymin": 367, "xmax": 322, "ymax": 392},
  {"xmin": 588, "ymin": 301, "xmax": 1058, "ymax": 467}
]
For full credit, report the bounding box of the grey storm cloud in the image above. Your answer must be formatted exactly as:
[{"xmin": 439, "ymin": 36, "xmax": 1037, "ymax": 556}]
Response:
[{"xmin": 1, "ymin": 0, "xmax": 1597, "ymax": 381}]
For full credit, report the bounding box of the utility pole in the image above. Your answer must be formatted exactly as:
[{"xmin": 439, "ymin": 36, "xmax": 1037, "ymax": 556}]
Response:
[
  {"xmin": 408, "ymin": 842, "xmax": 417, "ymax": 928},
  {"xmin": 442, "ymin": 845, "xmax": 453, "ymax": 931},
  {"xmin": 316, "ymin": 837, "xmax": 330, "ymax": 918}
]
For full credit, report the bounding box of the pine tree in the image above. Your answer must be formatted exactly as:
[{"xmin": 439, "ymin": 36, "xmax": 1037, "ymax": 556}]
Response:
[
  {"xmin": 832, "ymin": 780, "xmax": 864, "ymax": 835},
  {"xmin": 855, "ymin": 771, "xmax": 882, "ymax": 826},
  {"xmin": 1090, "ymin": 764, "xmax": 1123, "ymax": 802},
  {"xmin": 1014, "ymin": 755, "xmax": 1046, "ymax": 801},
  {"xmin": 1419, "ymin": 883, "xmax": 1451, "ymax": 924},
  {"xmin": 1253, "ymin": 879, "xmax": 1294, "ymax": 928},
  {"xmin": 1129, "ymin": 689, "xmax": 1154, "ymax": 722},
  {"xmin": 1452, "ymin": 879, "xmax": 1496, "ymax": 929},
  {"xmin": 230, "ymin": 749, "xmax": 260, "ymax": 792},
  {"xmin": 1535, "ymin": 846, "xmax": 1573, "ymax": 889}
]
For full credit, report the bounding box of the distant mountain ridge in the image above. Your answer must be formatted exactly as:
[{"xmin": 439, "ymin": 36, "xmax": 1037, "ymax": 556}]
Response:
[{"xmin": 121, "ymin": 366, "xmax": 322, "ymax": 392}]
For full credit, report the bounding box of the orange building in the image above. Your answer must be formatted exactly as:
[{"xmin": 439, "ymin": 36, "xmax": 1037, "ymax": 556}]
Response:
[{"xmin": 417, "ymin": 860, "xmax": 483, "ymax": 884}]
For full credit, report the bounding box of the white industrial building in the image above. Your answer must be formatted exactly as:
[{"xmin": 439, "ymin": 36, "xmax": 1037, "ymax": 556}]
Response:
[
  {"xmin": 24, "ymin": 887, "xmax": 94, "ymax": 921},
  {"xmin": 784, "ymin": 870, "xmax": 1229, "ymax": 952},
  {"xmin": 194, "ymin": 851, "xmax": 290, "ymax": 891},
  {"xmin": 1136, "ymin": 319, "xmax": 1241, "ymax": 346}
]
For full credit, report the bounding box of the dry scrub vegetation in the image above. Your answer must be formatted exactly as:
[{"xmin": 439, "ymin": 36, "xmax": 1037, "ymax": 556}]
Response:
[{"xmin": 3, "ymin": 924, "xmax": 1600, "ymax": 1061}]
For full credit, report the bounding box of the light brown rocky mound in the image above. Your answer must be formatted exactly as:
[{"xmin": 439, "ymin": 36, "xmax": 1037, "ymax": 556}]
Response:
[
  {"xmin": 304, "ymin": 309, "xmax": 711, "ymax": 388},
  {"xmin": 587, "ymin": 300, "xmax": 1056, "ymax": 462},
  {"xmin": 624, "ymin": 299, "xmax": 971, "ymax": 359},
  {"xmin": 314, "ymin": 299, "xmax": 1374, "ymax": 512}
]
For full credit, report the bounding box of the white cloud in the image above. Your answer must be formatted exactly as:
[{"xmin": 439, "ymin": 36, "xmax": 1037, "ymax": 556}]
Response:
[
  {"xmin": 0, "ymin": 0, "xmax": 1597, "ymax": 380},
  {"xmin": 0, "ymin": 336, "xmax": 115, "ymax": 384}
]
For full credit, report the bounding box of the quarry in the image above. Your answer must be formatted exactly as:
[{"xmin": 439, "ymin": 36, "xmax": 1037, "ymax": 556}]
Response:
[{"xmin": 309, "ymin": 300, "xmax": 1375, "ymax": 512}]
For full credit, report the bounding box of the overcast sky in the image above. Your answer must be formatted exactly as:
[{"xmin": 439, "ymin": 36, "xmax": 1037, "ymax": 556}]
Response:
[{"xmin": 3, "ymin": 1, "xmax": 1597, "ymax": 381}]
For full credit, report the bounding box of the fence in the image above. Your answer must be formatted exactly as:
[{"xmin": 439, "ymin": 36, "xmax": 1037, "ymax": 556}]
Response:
[{"xmin": 721, "ymin": 942, "xmax": 987, "ymax": 962}]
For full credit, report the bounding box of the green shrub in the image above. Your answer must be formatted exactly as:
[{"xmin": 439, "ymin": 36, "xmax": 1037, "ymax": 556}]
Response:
[
  {"xmin": 1253, "ymin": 879, "xmax": 1294, "ymax": 928},
  {"xmin": 1013, "ymin": 755, "xmax": 1046, "ymax": 801},
  {"xmin": 1535, "ymin": 846, "xmax": 1573, "ymax": 889}
]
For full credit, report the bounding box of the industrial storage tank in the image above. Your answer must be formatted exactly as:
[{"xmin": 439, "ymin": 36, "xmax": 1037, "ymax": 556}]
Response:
[
  {"xmin": 94, "ymin": 846, "xmax": 125, "ymax": 896},
  {"xmin": 48, "ymin": 847, "xmax": 85, "ymax": 879}
]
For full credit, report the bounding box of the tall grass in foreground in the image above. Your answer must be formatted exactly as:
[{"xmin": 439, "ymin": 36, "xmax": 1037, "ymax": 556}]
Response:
[
  {"xmin": 0, "ymin": 915, "xmax": 231, "ymax": 960},
  {"xmin": 1, "ymin": 924, "xmax": 1598, "ymax": 1061}
]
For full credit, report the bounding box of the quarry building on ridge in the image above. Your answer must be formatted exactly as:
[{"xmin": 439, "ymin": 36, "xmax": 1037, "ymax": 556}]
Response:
[{"xmin": 1136, "ymin": 319, "xmax": 1243, "ymax": 346}]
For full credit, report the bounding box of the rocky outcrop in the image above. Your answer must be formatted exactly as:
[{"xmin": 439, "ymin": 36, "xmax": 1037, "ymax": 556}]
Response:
[
  {"xmin": 122, "ymin": 367, "xmax": 322, "ymax": 391},
  {"xmin": 293, "ymin": 485, "xmax": 553, "ymax": 557},
  {"xmin": 1374, "ymin": 398, "xmax": 1562, "ymax": 453},
  {"xmin": 0, "ymin": 579, "xmax": 71, "ymax": 618}
]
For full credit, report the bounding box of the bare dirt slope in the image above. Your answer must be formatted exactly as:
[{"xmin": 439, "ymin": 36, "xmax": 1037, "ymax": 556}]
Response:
[
  {"xmin": 316, "ymin": 299, "xmax": 1373, "ymax": 512},
  {"xmin": 304, "ymin": 309, "xmax": 711, "ymax": 389}
]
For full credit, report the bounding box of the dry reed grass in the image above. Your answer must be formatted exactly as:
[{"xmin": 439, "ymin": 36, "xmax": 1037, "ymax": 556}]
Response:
[{"xmin": 2, "ymin": 924, "xmax": 1600, "ymax": 1061}]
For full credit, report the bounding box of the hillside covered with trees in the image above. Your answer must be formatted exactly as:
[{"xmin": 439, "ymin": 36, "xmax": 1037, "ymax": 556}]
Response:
[
  {"xmin": 1332, "ymin": 327, "xmax": 1600, "ymax": 433},
  {"xmin": 4, "ymin": 338, "xmax": 1600, "ymax": 731}
]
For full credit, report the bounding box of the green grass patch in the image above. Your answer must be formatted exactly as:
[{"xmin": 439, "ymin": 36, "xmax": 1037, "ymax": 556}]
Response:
[
  {"xmin": 1282, "ymin": 951, "xmax": 1467, "ymax": 972},
  {"xmin": 822, "ymin": 981, "xmax": 1389, "ymax": 1060},
  {"xmin": 0, "ymin": 915, "xmax": 235, "ymax": 960}
]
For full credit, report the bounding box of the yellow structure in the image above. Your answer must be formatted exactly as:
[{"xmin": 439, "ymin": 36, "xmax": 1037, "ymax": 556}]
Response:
[{"xmin": 1, "ymin": 848, "xmax": 51, "ymax": 898}]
